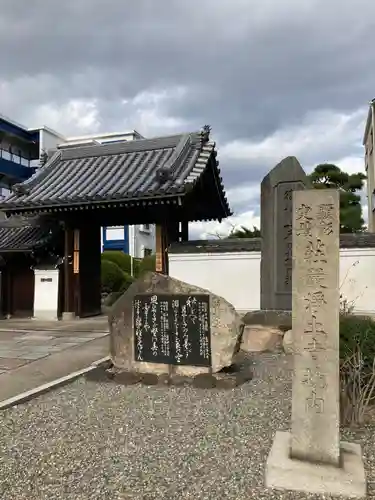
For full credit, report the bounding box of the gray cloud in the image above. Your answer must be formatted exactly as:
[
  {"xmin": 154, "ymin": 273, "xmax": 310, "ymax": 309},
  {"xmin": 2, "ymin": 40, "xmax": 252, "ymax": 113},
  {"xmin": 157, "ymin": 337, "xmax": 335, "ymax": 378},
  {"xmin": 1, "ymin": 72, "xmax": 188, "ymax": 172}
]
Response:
[{"xmin": 0, "ymin": 0, "xmax": 371, "ymax": 236}]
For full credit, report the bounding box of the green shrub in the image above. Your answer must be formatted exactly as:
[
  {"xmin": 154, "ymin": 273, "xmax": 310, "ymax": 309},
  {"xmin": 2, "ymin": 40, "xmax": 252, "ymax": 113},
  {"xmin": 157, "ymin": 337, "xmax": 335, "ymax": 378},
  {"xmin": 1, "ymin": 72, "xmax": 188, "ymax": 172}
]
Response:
[
  {"xmin": 101, "ymin": 260, "xmax": 126, "ymax": 294},
  {"xmin": 101, "ymin": 250, "xmax": 132, "ymax": 274},
  {"xmin": 340, "ymin": 314, "xmax": 375, "ymax": 425},
  {"xmin": 132, "ymin": 258, "xmax": 141, "ymax": 277},
  {"xmin": 118, "ymin": 273, "xmax": 135, "ymax": 293},
  {"xmin": 137, "ymin": 254, "xmax": 156, "ymax": 276},
  {"xmin": 339, "ymin": 314, "xmax": 375, "ymax": 369},
  {"xmin": 106, "ymin": 274, "xmax": 135, "ymax": 306}
]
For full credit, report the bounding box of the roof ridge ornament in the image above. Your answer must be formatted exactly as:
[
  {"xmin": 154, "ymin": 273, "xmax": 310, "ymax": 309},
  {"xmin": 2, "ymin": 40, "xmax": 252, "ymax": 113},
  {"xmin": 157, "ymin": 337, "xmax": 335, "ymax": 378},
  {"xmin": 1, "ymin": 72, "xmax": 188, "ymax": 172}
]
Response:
[
  {"xmin": 12, "ymin": 184, "xmax": 30, "ymax": 196},
  {"xmin": 200, "ymin": 125, "xmax": 211, "ymax": 144},
  {"xmin": 156, "ymin": 134, "xmax": 192, "ymax": 185}
]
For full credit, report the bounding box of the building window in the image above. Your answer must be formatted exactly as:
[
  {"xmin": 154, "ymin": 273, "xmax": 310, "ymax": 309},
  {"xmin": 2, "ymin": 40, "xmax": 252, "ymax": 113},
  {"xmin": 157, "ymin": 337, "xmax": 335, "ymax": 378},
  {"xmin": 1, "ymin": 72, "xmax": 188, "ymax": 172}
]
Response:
[{"xmin": 144, "ymin": 248, "xmax": 152, "ymax": 257}]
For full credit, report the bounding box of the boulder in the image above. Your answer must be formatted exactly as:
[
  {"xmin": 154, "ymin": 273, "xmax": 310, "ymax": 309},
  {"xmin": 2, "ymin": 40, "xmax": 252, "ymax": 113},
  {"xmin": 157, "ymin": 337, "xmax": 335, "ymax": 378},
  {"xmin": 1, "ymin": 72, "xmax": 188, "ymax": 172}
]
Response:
[
  {"xmin": 108, "ymin": 272, "xmax": 243, "ymax": 376},
  {"xmin": 242, "ymin": 309, "xmax": 292, "ymax": 330},
  {"xmin": 283, "ymin": 329, "xmax": 293, "ymax": 354},
  {"xmin": 241, "ymin": 324, "xmax": 283, "ymax": 353}
]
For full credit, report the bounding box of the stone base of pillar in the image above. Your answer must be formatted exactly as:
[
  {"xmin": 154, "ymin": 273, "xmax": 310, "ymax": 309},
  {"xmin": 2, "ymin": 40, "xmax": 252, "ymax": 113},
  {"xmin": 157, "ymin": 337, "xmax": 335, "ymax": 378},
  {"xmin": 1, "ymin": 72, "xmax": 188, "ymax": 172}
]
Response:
[
  {"xmin": 61, "ymin": 312, "xmax": 76, "ymax": 321},
  {"xmin": 265, "ymin": 431, "xmax": 366, "ymax": 498},
  {"xmin": 33, "ymin": 312, "xmax": 59, "ymax": 321}
]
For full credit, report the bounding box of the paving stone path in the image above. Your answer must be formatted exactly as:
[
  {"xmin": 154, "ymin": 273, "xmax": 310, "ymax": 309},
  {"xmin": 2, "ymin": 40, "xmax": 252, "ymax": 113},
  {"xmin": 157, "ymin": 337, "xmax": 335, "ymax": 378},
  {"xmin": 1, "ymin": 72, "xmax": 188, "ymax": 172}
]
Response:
[
  {"xmin": 0, "ymin": 317, "xmax": 109, "ymax": 403},
  {"xmin": 0, "ymin": 330, "xmax": 107, "ymax": 373}
]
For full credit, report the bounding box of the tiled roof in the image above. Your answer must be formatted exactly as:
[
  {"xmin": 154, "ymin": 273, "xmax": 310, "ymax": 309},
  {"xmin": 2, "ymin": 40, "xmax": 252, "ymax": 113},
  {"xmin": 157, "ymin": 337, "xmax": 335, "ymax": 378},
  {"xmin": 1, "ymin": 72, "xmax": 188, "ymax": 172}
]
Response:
[
  {"xmin": 169, "ymin": 238, "xmax": 262, "ymax": 253},
  {"xmin": 339, "ymin": 232, "xmax": 375, "ymax": 248},
  {"xmin": 0, "ymin": 128, "xmax": 231, "ymax": 218},
  {"xmin": 169, "ymin": 233, "xmax": 375, "ymax": 253},
  {"xmin": 0, "ymin": 216, "xmax": 55, "ymax": 252}
]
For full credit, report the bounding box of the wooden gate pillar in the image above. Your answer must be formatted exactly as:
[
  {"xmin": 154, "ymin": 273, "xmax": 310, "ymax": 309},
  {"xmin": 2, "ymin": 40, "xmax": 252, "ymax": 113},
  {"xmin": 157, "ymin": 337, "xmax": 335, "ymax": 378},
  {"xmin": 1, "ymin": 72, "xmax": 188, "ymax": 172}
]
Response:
[
  {"xmin": 155, "ymin": 224, "xmax": 169, "ymax": 274},
  {"xmin": 180, "ymin": 221, "xmax": 189, "ymax": 241},
  {"xmin": 62, "ymin": 227, "xmax": 75, "ymax": 319}
]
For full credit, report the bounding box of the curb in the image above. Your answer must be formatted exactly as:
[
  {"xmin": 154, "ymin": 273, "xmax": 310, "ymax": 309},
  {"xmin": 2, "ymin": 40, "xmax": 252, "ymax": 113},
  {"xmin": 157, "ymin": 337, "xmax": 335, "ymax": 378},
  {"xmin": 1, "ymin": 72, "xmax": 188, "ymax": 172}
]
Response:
[{"xmin": 0, "ymin": 356, "xmax": 112, "ymax": 410}]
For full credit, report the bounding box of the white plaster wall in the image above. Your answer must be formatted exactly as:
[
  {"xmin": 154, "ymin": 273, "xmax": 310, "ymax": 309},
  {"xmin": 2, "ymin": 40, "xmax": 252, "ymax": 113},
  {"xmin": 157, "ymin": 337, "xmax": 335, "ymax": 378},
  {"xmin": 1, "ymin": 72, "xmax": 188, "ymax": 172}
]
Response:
[
  {"xmin": 169, "ymin": 252, "xmax": 261, "ymax": 314},
  {"xmin": 169, "ymin": 249, "xmax": 375, "ymax": 315},
  {"xmin": 33, "ymin": 269, "xmax": 60, "ymax": 320},
  {"xmin": 339, "ymin": 247, "xmax": 375, "ymax": 315}
]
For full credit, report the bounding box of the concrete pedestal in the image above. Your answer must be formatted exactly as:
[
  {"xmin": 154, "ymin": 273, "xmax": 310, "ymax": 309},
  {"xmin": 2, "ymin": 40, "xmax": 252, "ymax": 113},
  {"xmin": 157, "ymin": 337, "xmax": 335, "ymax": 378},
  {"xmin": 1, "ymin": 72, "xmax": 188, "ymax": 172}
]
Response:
[
  {"xmin": 265, "ymin": 431, "xmax": 366, "ymax": 498},
  {"xmin": 61, "ymin": 312, "xmax": 76, "ymax": 321}
]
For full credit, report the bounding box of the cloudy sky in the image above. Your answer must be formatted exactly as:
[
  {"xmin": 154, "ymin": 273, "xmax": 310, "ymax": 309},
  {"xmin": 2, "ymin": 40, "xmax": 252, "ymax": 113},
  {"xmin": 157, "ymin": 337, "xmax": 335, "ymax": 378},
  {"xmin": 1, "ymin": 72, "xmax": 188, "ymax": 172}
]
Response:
[{"xmin": 0, "ymin": 0, "xmax": 371, "ymax": 238}]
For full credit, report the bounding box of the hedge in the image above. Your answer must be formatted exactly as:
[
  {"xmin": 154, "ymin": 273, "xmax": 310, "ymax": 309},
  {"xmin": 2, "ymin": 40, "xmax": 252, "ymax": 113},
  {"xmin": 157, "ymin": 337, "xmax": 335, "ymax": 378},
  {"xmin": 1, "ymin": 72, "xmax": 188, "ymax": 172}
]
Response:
[
  {"xmin": 340, "ymin": 314, "xmax": 375, "ymax": 372},
  {"xmin": 101, "ymin": 251, "xmax": 156, "ymax": 286},
  {"xmin": 101, "ymin": 260, "xmax": 126, "ymax": 294},
  {"xmin": 101, "ymin": 250, "xmax": 132, "ymax": 274},
  {"xmin": 137, "ymin": 254, "xmax": 156, "ymax": 276},
  {"xmin": 105, "ymin": 273, "xmax": 135, "ymax": 306}
]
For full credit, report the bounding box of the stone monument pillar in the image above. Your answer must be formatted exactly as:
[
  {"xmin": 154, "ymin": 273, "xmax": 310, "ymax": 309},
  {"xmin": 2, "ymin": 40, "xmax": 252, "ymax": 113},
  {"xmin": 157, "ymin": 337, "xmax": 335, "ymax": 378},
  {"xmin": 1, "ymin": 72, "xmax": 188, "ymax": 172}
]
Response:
[
  {"xmin": 260, "ymin": 156, "xmax": 309, "ymax": 311},
  {"xmin": 291, "ymin": 189, "xmax": 340, "ymax": 465},
  {"xmin": 265, "ymin": 189, "xmax": 366, "ymax": 498}
]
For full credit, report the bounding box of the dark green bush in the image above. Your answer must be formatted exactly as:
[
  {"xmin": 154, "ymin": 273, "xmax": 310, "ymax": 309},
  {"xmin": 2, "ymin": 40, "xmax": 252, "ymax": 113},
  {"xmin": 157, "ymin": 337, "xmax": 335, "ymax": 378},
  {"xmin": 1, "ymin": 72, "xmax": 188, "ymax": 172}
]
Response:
[
  {"xmin": 132, "ymin": 258, "xmax": 141, "ymax": 277},
  {"xmin": 137, "ymin": 254, "xmax": 156, "ymax": 276},
  {"xmin": 339, "ymin": 314, "xmax": 375, "ymax": 425},
  {"xmin": 118, "ymin": 272, "xmax": 135, "ymax": 293},
  {"xmin": 106, "ymin": 274, "xmax": 135, "ymax": 306},
  {"xmin": 101, "ymin": 260, "xmax": 126, "ymax": 294},
  {"xmin": 101, "ymin": 250, "xmax": 132, "ymax": 274},
  {"xmin": 340, "ymin": 314, "xmax": 375, "ymax": 371}
]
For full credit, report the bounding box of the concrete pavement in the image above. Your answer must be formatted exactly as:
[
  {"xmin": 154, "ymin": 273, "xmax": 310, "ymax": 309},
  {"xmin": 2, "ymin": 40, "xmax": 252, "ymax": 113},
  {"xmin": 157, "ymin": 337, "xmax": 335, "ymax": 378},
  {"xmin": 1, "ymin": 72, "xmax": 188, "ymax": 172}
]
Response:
[
  {"xmin": 0, "ymin": 314, "xmax": 109, "ymax": 333},
  {"xmin": 0, "ymin": 316, "xmax": 110, "ymax": 403}
]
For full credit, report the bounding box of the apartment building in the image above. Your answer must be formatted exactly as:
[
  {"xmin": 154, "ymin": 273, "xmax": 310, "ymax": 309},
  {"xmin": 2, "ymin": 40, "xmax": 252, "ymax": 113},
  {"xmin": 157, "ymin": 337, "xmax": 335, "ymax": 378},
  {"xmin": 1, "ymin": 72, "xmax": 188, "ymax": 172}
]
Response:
[
  {"xmin": 0, "ymin": 115, "xmax": 155, "ymax": 257},
  {"xmin": 363, "ymin": 100, "xmax": 375, "ymax": 231},
  {"xmin": 0, "ymin": 114, "xmax": 65, "ymax": 198}
]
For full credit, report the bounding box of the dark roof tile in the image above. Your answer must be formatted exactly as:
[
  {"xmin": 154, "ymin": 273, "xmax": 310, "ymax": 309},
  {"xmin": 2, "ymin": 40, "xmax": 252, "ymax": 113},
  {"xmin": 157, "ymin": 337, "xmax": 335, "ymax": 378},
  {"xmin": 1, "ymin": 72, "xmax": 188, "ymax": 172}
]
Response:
[
  {"xmin": 169, "ymin": 238, "xmax": 262, "ymax": 253},
  {"xmin": 169, "ymin": 233, "xmax": 375, "ymax": 253},
  {"xmin": 0, "ymin": 216, "xmax": 56, "ymax": 253},
  {"xmin": 1, "ymin": 130, "xmax": 230, "ymax": 218}
]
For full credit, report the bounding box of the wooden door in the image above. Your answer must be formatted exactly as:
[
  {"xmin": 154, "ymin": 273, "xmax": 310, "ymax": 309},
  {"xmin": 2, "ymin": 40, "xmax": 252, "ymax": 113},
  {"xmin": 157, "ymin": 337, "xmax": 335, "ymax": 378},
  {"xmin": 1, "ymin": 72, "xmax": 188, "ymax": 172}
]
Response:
[
  {"xmin": 78, "ymin": 225, "xmax": 101, "ymax": 318},
  {"xmin": 11, "ymin": 266, "xmax": 34, "ymax": 317}
]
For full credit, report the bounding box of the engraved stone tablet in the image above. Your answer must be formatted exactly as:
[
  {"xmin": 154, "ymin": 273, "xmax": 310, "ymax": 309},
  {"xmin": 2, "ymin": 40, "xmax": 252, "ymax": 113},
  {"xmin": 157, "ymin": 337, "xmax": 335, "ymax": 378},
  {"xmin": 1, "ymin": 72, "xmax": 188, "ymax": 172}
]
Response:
[
  {"xmin": 291, "ymin": 189, "xmax": 340, "ymax": 466},
  {"xmin": 133, "ymin": 293, "xmax": 211, "ymax": 367},
  {"xmin": 261, "ymin": 156, "xmax": 310, "ymax": 311},
  {"xmin": 109, "ymin": 272, "xmax": 243, "ymax": 376}
]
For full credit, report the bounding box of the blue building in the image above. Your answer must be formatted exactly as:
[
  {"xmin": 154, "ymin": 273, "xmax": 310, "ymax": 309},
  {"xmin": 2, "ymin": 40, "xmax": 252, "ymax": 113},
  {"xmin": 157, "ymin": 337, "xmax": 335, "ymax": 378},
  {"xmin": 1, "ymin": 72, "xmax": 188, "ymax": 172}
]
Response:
[
  {"xmin": 0, "ymin": 115, "xmax": 156, "ymax": 256},
  {"xmin": 0, "ymin": 114, "xmax": 65, "ymax": 197},
  {"xmin": 101, "ymin": 224, "xmax": 154, "ymax": 258},
  {"xmin": 102, "ymin": 226, "xmax": 130, "ymax": 252},
  {"xmin": 0, "ymin": 115, "xmax": 38, "ymax": 193}
]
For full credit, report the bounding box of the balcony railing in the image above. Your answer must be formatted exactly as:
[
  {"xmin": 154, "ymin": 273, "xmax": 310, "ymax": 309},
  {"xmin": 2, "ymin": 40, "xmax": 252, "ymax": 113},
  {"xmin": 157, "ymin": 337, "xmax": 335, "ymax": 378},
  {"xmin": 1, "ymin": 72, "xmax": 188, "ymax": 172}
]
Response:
[{"xmin": 0, "ymin": 148, "xmax": 33, "ymax": 167}]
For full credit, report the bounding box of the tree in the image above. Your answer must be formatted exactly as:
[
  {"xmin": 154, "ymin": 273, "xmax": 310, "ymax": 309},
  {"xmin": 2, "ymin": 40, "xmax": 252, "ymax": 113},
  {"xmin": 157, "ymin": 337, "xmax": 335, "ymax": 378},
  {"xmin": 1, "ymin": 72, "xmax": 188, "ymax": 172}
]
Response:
[
  {"xmin": 308, "ymin": 163, "xmax": 367, "ymax": 233},
  {"xmin": 227, "ymin": 225, "xmax": 261, "ymax": 238}
]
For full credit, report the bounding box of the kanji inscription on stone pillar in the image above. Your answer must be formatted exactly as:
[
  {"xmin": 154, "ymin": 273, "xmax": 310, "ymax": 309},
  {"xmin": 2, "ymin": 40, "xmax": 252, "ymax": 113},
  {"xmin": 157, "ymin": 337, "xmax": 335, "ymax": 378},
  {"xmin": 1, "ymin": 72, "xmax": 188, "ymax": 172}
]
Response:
[{"xmin": 290, "ymin": 189, "xmax": 340, "ymax": 466}]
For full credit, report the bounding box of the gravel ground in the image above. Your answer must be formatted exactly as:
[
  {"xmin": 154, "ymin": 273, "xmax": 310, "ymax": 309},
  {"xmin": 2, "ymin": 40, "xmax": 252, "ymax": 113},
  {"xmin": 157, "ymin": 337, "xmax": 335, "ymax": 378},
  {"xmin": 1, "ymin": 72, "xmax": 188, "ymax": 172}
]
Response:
[{"xmin": 0, "ymin": 352, "xmax": 374, "ymax": 500}]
